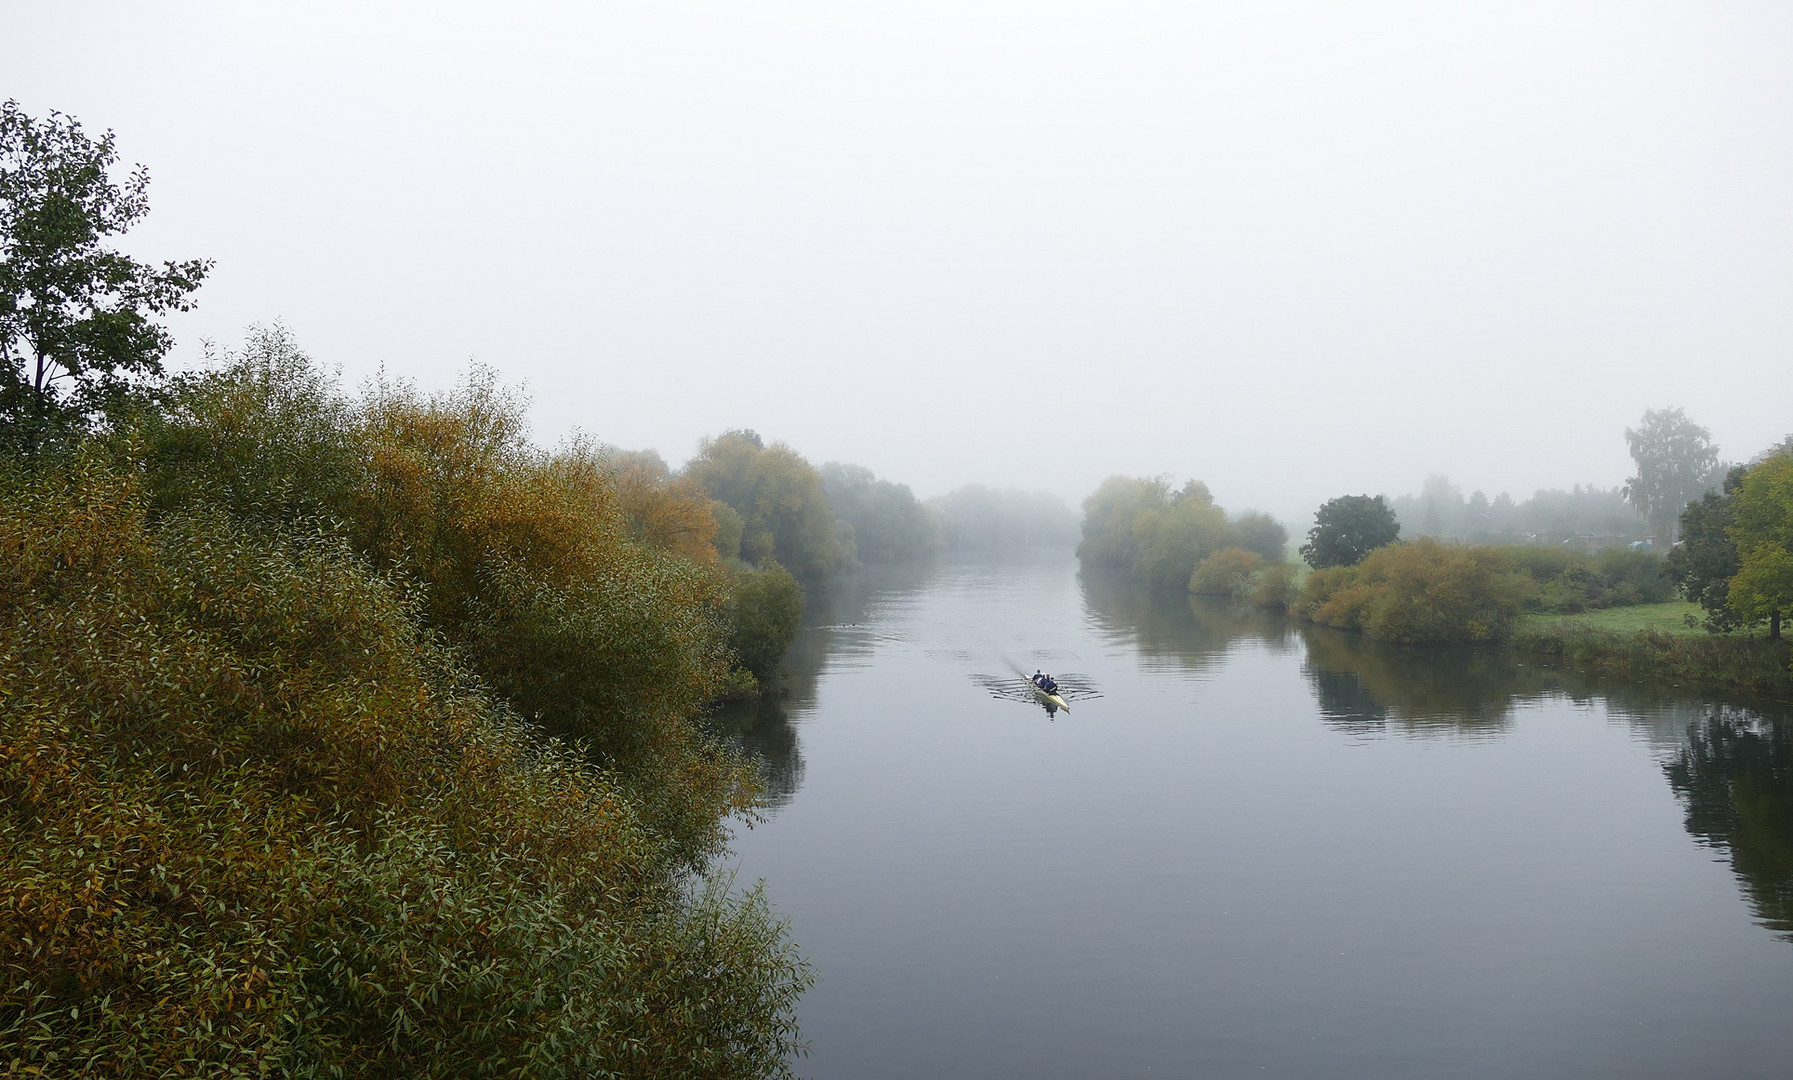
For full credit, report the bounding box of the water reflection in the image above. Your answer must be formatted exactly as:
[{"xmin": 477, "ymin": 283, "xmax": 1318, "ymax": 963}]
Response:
[
  {"xmin": 1665, "ymin": 707, "xmax": 1793, "ymax": 940},
  {"xmin": 1300, "ymin": 628, "xmax": 1544, "ymax": 737},
  {"xmin": 711, "ymin": 561, "xmax": 939, "ymax": 808},
  {"xmin": 1078, "ymin": 569, "xmax": 1293, "ymax": 675},
  {"xmin": 739, "ymin": 556, "xmax": 1793, "ymax": 951}
]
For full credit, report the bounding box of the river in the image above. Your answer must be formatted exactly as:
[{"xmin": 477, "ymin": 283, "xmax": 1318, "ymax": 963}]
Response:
[{"xmin": 720, "ymin": 554, "xmax": 1793, "ymax": 1079}]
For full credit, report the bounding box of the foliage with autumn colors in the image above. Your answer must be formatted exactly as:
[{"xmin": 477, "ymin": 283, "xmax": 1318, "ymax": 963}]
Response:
[
  {"xmin": 1, "ymin": 330, "xmax": 812, "ymax": 1076},
  {"xmin": 1294, "ymin": 538, "xmax": 1529, "ymax": 644}
]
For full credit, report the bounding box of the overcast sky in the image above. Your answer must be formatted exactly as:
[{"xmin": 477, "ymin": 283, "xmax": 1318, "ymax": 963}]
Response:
[{"xmin": 14, "ymin": 1, "xmax": 1793, "ymax": 524}]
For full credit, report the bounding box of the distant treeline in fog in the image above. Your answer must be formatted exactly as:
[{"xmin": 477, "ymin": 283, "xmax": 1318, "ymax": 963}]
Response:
[
  {"xmin": 604, "ymin": 431, "xmax": 1079, "ymax": 576},
  {"xmin": 1388, "ymin": 476, "xmax": 1644, "ymax": 544},
  {"xmin": 1076, "ymin": 475, "xmax": 1290, "ymax": 590}
]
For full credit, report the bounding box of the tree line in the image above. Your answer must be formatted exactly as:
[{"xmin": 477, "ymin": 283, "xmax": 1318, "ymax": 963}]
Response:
[
  {"xmin": 1076, "ymin": 474, "xmax": 1289, "ymax": 592},
  {"xmin": 3, "ymin": 326, "xmax": 817, "ymax": 1075},
  {"xmin": 0, "ymin": 100, "xmax": 1094, "ymax": 1076},
  {"xmin": 1079, "ymin": 405, "xmax": 1791, "ymax": 660}
]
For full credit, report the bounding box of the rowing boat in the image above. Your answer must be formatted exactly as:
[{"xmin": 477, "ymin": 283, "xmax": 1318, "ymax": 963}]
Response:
[{"xmin": 1031, "ymin": 682, "xmax": 1069, "ymax": 712}]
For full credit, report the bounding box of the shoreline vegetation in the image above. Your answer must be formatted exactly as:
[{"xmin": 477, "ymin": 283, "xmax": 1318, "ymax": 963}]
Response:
[
  {"xmin": 1079, "ymin": 452, "xmax": 1793, "ymax": 707},
  {"xmin": 4, "ymin": 337, "xmax": 827, "ymax": 1077},
  {"xmin": 1511, "ymin": 620, "xmax": 1793, "ymax": 704},
  {"xmin": 2, "ymin": 326, "xmax": 1083, "ymax": 1075}
]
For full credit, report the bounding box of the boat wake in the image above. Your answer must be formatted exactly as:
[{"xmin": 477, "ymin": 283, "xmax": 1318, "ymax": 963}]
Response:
[{"xmin": 971, "ymin": 672, "xmax": 1103, "ymax": 707}]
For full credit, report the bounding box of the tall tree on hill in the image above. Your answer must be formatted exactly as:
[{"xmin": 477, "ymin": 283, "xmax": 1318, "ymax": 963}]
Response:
[
  {"xmin": 0, "ymin": 101, "xmax": 211, "ymax": 454},
  {"xmin": 1624, "ymin": 408, "xmax": 1721, "ymax": 545}
]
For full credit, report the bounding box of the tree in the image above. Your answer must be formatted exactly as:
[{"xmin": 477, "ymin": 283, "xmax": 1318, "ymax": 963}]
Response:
[
  {"xmin": 605, "ymin": 445, "xmax": 722, "ymax": 564},
  {"xmin": 1295, "ymin": 538, "xmax": 1526, "ymax": 643},
  {"xmin": 1, "ymin": 101, "xmax": 211, "ymax": 452},
  {"xmin": 1624, "ymin": 407, "xmax": 1721, "ymax": 545},
  {"xmin": 1417, "ymin": 473, "xmax": 1463, "ymax": 536},
  {"xmin": 1131, "ymin": 489, "xmax": 1230, "ymax": 590},
  {"xmin": 819, "ymin": 461, "xmax": 941, "ymax": 564},
  {"xmin": 1077, "ymin": 475, "xmax": 1171, "ymax": 567},
  {"xmin": 1463, "ymin": 490, "xmax": 1492, "ymax": 537},
  {"xmin": 1188, "ymin": 547, "xmax": 1265, "ymax": 598},
  {"xmin": 1753, "ymin": 434, "xmax": 1793, "ymax": 465},
  {"xmin": 1301, "ymin": 494, "xmax": 1400, "ymax": 569},
  {"xmin": 1665, "ymin": 465, "xmax": 1748, "ymax": 633},
  {"xmin": 686, "ymin": 430, "xmax": 843, "ymax": 581},
  {"xmin": 1727, "ymin": 454, "xmax": 1793, "ymax": 640},
  {"xmin": 1229, "ymin": 510, "xmax": 1288, "ymax": 561}
]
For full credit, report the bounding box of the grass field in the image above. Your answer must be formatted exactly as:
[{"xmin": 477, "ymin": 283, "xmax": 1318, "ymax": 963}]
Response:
[{"xmin": 1521, "ymin": 600, "xmax": 1714, "ymax": 637}]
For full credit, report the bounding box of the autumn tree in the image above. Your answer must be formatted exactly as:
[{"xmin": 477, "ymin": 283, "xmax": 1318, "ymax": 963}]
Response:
[
  {"xmin": 1, "ymin": 452, "xmax": 811, "ymax": 1076},
  {"xmin": 605, "ymin": 445, "xmax": 721, "ymax": 564},
  {"xmin": 1188, "ymin": 547, "xmax": 1265, "ymax": 598},
  {"xmin": 1624, "ymin": 407, "xmax": 1722, "ymax": 545},
  {"xmin": 1, "ymin": 101, "xmax": 211, "ymax": 453}
]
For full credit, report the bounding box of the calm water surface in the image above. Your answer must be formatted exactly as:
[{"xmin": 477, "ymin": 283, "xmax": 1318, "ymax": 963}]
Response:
[{"xmin": 723, "ymin": 555, "xmax": 1793, "ymax": 1079}]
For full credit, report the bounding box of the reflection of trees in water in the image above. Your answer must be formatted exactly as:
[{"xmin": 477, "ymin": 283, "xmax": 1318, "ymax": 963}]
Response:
[
  {"xmin": 1078, "ymin": 569, "xmax": 1294, "ymax": 674},
  {"xmin": 1297, "ymin": 627, "xmax": 1793, "ymax": 944},
  {"xmin": 1299, "ymin": 626, "xmax": 1780, "ymax": 747},
  {"xmin": 1307, "ymin": 665, "xmax": 1389, "ymax": 735},
  {"xmin": 1299, "ymin": 629, "xmax": 1552, "ymax": 736},
  {"xmin": 1665, "ymin": 708, "xmax": 1793, "ymax": 941},
  {"xmin": 709, "ymin": 561, "xmax": 940, "ymax": 808},
  {"xmin": 708, "ymin": 693, "xmax": 806, "ymax": 810}
]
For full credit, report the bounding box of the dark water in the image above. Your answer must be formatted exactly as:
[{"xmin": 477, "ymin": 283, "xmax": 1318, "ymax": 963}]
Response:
[{"xmin": 722, "ymin": 555, "xmax": 1793, "ymax": 1079}]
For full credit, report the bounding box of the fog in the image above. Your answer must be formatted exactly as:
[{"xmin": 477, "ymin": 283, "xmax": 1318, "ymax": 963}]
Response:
[{"xmin": 14, "ymin": 1, "xmax": 1792, "ymax": 524}]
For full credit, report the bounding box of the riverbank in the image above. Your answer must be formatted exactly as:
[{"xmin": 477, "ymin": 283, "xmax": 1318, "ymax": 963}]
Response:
[
  {"xmin": 1513, "ymin": 618, "xmax": 1793, "ymax": 704},
  {"xmin": 1520, "ymin": 600, "xmax": 1707, "ymax": 636}
]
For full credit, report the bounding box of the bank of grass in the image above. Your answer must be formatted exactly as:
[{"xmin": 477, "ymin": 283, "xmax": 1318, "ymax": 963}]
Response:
[
  {"xmin": 1512, "ymin": 617, "xmax": 1793, "ymax": 703},
  {"xmin": 1286, "ymin": 539, "xmax": 1792, "ymax": 702},
  {"xmin": 1521, "ymin": 600, "xmax": 1710, "ymax": 637}
]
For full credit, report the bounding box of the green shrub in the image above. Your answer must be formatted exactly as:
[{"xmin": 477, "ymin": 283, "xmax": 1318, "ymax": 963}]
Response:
[
  {"xmin": 136, "ymin": 326, "xmax": 360, "ymax": 532},
  {"xmin": 1489, "ymin": 543, "xmax": 1670, "ymax": 614},
  {"xmin": 1188, "ymin": 547, "xmax": 1265, "ymax": 598},
  {"xmin": 1294, "ymin": 538, "xmax": 1528, "ymax": 644},
  {"xmin": 723, "ymin": 559, "xmax": 806, "ymax": 691},
  {"xmin": 1249, "ymin": 562, "xmax": 1301, "ymax": 610},
  {"xmin": 146, "ymin": 361, "xmax": 757, "ymax": 863},
  {"xmin": 1514, "ymin": 621, "xmax": 1793, "ymax": 702}
]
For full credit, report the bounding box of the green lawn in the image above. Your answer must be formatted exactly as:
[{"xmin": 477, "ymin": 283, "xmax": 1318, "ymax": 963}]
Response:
[{"xmin": 1521, "ymin": 600, "xmax": 1714, "ymax": 637}]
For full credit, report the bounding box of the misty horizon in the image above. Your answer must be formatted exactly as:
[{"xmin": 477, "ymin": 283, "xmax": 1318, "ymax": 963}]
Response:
[{"xmin": 13, "ymin": 1, "xmax": 1791, "ymax": 527}]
